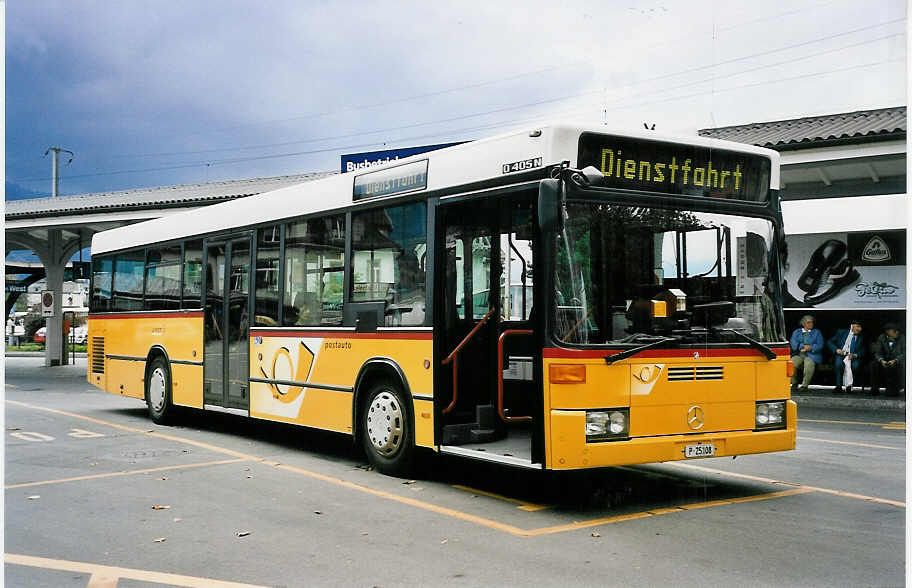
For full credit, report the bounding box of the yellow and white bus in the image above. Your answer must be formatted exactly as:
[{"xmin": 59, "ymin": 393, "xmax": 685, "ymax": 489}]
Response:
[{"xmin": 88, "ymin": 124, "xmax": 795, "ymax": 476}]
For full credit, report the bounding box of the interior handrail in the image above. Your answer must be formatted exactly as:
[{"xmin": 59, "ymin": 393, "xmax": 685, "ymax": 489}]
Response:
[
  {"xmin": 497, "ymin": 329, "xmax": 534, "ymax": 423},
  {"xmin": 441, "ymin": 308, "xmax": 495, "ymax": 414}
]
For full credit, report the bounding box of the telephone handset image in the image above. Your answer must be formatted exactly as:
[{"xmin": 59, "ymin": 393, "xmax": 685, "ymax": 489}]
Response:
[{"xmin": 796, "ymin": 239, "xmax": 860, "ymax": 305}]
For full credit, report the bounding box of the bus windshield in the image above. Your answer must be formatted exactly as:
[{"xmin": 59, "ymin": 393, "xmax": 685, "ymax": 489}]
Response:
[{"xmin": 554, "ymin": 201, "xmax": 785, "ymax": 346}]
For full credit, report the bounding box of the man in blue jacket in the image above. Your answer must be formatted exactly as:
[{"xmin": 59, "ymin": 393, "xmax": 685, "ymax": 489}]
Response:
[
  {"xmin": 790, "ymin": 314, "xmax": 823, "ymax": 392},
  {"xmin": 826, "ymin": 319, "xmax": 864, "ymax": 393}
]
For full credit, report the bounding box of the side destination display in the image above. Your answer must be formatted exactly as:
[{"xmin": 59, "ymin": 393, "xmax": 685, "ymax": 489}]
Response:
[
  {"xmin": 353, "ymin": 159, "xmax": 428, "ymax": 201},
  {"xmin": 577, "ymin": 133, "xmax": 771, "ymax": 202}
]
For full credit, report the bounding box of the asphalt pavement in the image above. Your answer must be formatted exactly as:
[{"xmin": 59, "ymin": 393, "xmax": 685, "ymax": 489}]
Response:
[{"xmin": 3, "ymin": 356, "xmax": 908, "ymax": 587}]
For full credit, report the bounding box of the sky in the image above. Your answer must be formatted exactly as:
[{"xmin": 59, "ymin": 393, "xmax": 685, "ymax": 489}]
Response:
[{"xmin": 4, "ymin": 0, "xmax": 908, "ymax": 200}]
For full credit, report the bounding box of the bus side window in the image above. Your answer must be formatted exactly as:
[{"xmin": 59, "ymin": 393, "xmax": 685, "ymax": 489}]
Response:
[
  {"xmin": 351, "ymin": 203, "xmax": 426, "ymax": 327},
  {"xmin": 255, "ymin": 226, "xmax": 281, "ymax": 326},
  {"xmin": 182, "ymin": 240, "xmax": 203, "ymax": 309},
  {"xmin": 284, "ymin": 215, "xmax": 345, "ymax": 327},
  {"xmin": 91, "ymin": 256, "xmax": 114, "ymax": 312},
  {"xmin": 112, "ymin": 250, "xmax": 144, "ymax": 311}
]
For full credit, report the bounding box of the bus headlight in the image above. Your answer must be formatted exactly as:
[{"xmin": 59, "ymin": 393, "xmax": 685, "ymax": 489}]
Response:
[
  {"xmin": 755, "ymin": 401, "xmax": 786, "ymax": 429},
  {"xmin": 586, "ymin": 408, "xmax": 629, "ymax": 441}
]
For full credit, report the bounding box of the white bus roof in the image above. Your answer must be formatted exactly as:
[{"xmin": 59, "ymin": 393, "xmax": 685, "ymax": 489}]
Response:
[{"xmin": 91, "ymin": 123, "xmax": 780, "ymax": 255}]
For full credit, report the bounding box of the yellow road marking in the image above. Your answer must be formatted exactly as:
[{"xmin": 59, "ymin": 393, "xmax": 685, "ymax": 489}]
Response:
[
  {"xmin": 521, "ymin": 488, "xmax": 814, "ymax": 536},
  {"xmin": 452, "ymin": 484, "xmax": 551, "ymax": 511},
  {"xmin": 86, "ymin": 573, "xmax": 118, "ymax": 588},
  {"xmin": 5, "ymin": 553, "xmax": 266, "ymax": 587},
  {"xmin": 6, "ymin": 399, "xmax": 900, "ymax": 538},
  {"xmin": 883, "ymin": 422, "xmax": 906, "ymax": 430},
  {"xmin": 799, "ymin": 418, "xmax": 905, "ymax": 427},
  {"xmin": 670, "ymin": 462, "xmax": 906, "ymax": 508},
  {"xmin": 5, "ymin": 458, "xmax": 249, "ymax": 489},
  {"xmin": 797, "ymin": 436, "xmax": 904, "ymax": 451}
]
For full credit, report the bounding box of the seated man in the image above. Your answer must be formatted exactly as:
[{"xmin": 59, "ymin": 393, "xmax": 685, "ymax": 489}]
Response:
[
  {"xmin": 789, "ymin": 314, "xmax": 823, "ymax": 392},
  {"xmin": 826, "ymin": 320, "xmax": 864, "ymax": 393},
  {"xmin": 870, "ymin": 322, "xmax": 905, "ymax": 396}
]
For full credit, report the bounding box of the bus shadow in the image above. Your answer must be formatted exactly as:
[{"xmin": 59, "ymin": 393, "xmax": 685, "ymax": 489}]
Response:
[
  {"xmin": 428, "ymin": 455, "xmax": 783, "ymax": 517},
  {"xmin": 108, "ymin": 406, "xmax": 780, "ymax": 516}
]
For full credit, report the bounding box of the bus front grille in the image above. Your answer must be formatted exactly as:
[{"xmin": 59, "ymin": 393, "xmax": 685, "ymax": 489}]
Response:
[
  {"xmin": 667, "ymin": 366, "xmax": 723, "ymax": 381},
  {"xmin": 91, "ymin": 337, "xmax": 105, "ymax": 373}
]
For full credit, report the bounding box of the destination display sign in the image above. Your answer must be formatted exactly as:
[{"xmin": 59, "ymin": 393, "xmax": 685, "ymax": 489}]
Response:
[
  {"xmin": 577, "ymin": 133, "xmax": 771, "ymax": 202},
  {"xmin": 353, "ymin": 159, "xmax": 428, "ymax": 201}
]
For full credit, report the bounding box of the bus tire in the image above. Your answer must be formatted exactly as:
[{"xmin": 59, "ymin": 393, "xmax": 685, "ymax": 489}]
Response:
[
  {"xmin": 145, "ymin": 356, "xmax": 174, "ymax": 425},
  {"xmin": 361, "ymin": 381, "xmax": 415, "ymax": 477}
]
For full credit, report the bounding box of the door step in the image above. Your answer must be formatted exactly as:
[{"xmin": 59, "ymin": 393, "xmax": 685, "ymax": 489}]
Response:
[
  {"xmin": 439, "ymin": 445, "xmax": 541, "ymax": 469},
  {"xmin": 441, "ymin": 404, "xmax": 502, "ymax": 444}
]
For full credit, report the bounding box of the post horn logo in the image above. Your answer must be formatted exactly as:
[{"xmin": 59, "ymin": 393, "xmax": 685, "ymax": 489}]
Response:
[
  {"xmin": 259, "ymin": 341, "xmax": 315, "ymax": 404},
  {"xmin": 687, "ymin": 405, "xmax": 705, "ymax": 430}
]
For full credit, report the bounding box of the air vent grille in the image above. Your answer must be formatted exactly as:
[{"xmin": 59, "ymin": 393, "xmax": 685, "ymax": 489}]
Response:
[
  {"xmin": 667, "ymin": 365, "xmax": 723, "ymax": 381},
  {"xmin": 91, "ymin": 337, "xmax": 105, "ymax": 374}
]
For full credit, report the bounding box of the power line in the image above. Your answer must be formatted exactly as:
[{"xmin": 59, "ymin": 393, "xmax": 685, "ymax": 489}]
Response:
[
  {"xmin": 105, "ymin": 14, "xmax": 903, "ymax": 161},
  {"xmin": 15, "ymin": 26, "xmax": 902, "ymax": 185},
  {"xmin": 11, "ymin": 55, "xmax": 904, "ymax": 189},
  {"xmin": 112, "ymin": 18, "xmax": 906, "ymax": 162}
]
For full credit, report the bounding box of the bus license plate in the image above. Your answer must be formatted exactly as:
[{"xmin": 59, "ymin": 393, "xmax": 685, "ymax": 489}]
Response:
[{"xmin": 685, "ymin": 443, "xmax": 715, "ymax": 458}]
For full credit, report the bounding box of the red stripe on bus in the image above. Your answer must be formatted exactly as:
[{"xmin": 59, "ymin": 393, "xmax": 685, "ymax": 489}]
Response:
[
  {"xmin": 250, "ymin": 330, "xmax": 433, "ymax": 340},
  {"xmin": 543, "ymin": 346, "xmax": 790, "ymax": 359},
  {"xmin": 88, "ymin": 312, "xmax": 204, "ymax": 320}
]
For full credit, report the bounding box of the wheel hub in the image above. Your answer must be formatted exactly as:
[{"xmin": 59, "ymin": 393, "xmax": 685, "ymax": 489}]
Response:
[
  {"xmin": 366, "ymin": 391, "xmax": 403, "ymax": 456},
  {"xmin": 149, "ymin": 367, "xmax": 166, "ymax": 413}
]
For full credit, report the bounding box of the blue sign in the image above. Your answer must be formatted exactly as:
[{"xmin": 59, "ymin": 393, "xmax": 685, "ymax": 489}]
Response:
[{"xmin": 341, "ymin": 142, "xmax": 465, "ymax": 173}]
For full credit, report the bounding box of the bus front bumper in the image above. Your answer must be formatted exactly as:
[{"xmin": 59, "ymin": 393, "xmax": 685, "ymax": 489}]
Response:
[{"xmin": 548, "ymin": 400, "xmax": 797, "ymax": 470}]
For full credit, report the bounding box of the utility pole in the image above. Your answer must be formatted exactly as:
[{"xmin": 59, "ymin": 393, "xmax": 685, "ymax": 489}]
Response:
[{"xmin": 44, "ymin": 146, "xmax": 74, "ymax": 197}]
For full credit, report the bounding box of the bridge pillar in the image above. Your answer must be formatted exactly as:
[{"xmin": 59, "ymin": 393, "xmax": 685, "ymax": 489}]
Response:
[{"xmin": 24, "ymin": 229, "xmax": 82, "ymax": 367}]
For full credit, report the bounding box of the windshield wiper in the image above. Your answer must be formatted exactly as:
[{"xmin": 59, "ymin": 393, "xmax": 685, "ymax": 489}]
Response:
[
  {"xmin": 604, "ymin": 335, "xmax": 681, "ymax": 365},
  {"xmin": 715, "ymin": 328, "xmax": 777, "ymax": 360}
]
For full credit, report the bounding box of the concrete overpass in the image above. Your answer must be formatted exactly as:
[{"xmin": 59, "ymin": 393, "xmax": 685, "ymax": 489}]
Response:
[{"xmin": 5, "ymin": 171, "xmax": 334, "ymax": 366}]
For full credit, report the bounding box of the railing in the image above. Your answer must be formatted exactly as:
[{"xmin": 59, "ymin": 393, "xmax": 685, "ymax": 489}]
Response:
[
  {"xmin": 497, "ymin": 329, "xmax": 533, "ymax": 423},
  {"xmin": 441, "ymin": 309, "xmax": 495, "ymax": 415}
]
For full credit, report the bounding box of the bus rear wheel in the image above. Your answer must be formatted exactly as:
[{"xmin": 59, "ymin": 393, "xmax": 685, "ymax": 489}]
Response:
[
  {"xmin": 145, "ymin": 356, "xmax": 174, "ymax": 425},
  {"xmin": 361, "ymin": 381, "xmax": 415, "ymax": 477}
]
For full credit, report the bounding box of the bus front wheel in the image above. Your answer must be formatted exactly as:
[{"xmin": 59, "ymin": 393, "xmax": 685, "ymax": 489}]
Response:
[
  {"xmin": 145, "ymin": 356, "xmax": 174, "ymax": 425},
  {"xmin": 361, "ymin": 381, "xmax": 415, "ymax": 477}
]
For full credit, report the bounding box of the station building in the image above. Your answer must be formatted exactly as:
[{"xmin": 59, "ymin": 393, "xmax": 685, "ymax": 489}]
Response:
[{"xmin": 700, "ymin": 106, "xmax": 907, "ymax": 387}]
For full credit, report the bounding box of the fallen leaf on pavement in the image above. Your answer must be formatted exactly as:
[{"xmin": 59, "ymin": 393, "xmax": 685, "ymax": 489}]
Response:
[
  {"xmin": 152, "ymin": 505, "xmax": 170, "ymax": 510},
  {"xmin": 591, "ymin": 532, "xmax": 601, "ymax": 538},
  {"xmin": 313, "ymin": 510, "xmax": 322, "ymax": 515},
  {"xmin": 403, "ymin": 480, "xmax": 416, "ymax": 485},
  {"xmin": 27, "ymin": 495, "xmax": 40, "ymax": 500},
  {"xmin": 153, "ymin": 537, "xmax": 166, "ymax": 543},
  {"xmin": 440, "ymin": 539, "xmax": 448, "ymax": 545},
  {"xmin": 236, "ymin": 531, "xmax": 250, "ymax": 538}
]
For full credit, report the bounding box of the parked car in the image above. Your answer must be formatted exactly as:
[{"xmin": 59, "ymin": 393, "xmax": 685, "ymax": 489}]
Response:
[
  {"xmin": 71, "ymin": 326, "xmax": 88, "ymax": 344},
  {"xmin": 33, "ymin": 327, "xmax": 46, "ymax": 343}
]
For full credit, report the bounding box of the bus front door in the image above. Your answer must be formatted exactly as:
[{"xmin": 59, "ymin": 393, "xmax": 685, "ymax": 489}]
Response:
[
  {"xmin": 435, "ymin": 193, "xmax": 540, "ymax": 468},
  {"xmin": 204, "ymin": 235, "xmax": 252, "ymax": 412}
]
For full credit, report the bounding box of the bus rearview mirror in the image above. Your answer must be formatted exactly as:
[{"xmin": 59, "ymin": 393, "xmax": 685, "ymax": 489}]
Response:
[{"xmin": 538, "ymin": 179, "xmax": 560, "ymax": 233}]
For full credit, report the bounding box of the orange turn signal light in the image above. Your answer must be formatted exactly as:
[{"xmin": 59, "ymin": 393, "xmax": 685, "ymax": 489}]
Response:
[
  {"xmin": 549, "ymin": 364, "xmax": 587, "ymax": 384},
  {"xmin": 786, "ymin": 361, "xmax": 795, "ymax": 378}
]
